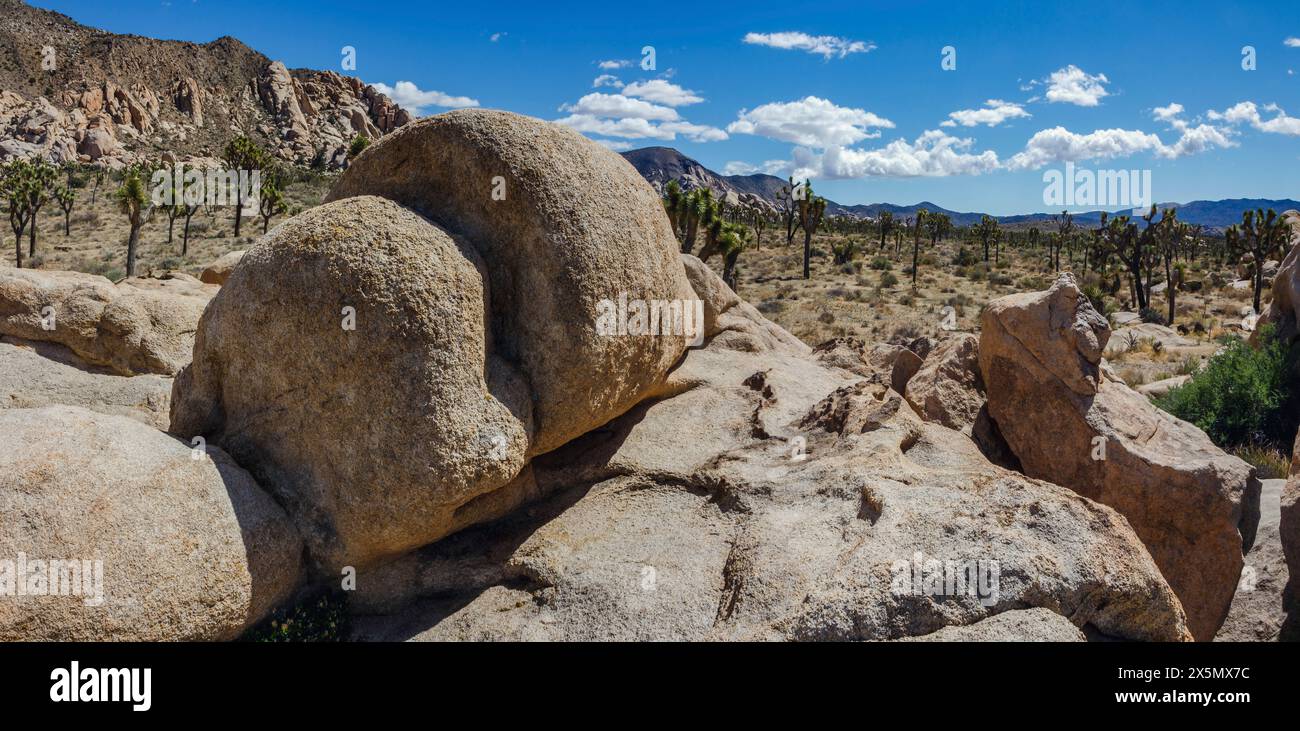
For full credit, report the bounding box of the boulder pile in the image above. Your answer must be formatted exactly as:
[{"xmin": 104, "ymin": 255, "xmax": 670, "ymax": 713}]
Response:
[{"xmin": 2, "ymin": 110, "xmax": 1280, "ymax": 642}]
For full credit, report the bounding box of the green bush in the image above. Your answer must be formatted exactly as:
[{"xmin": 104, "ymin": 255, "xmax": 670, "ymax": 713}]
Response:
[
  {"xmin": 869, "ymin": 256, "xmax": 892, "ymax": 271},
  {"xmin": 952, "ymin": 247, "xmax": 979, "ymax": 267},
  {"xmin": 880, "ymin": 271, "xmax": 899, "ymax": 288},
  {"xmin": 1155, "ymin": 326, "xmax": 1297, "ymax": 450},
  {"xmin": 242, "ymin": 591, "xmax": 349, "ymax": 642}
]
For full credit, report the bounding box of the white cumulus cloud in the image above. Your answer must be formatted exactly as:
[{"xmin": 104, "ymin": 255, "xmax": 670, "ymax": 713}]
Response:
[
  {"xmin": 560, "ymin": 93, "xmax": 679, "ymax": 121},
  {"xmin": 592, "ymin": 74, "xmax": 624, "ymax": 89},
  {"xmin": 1285, "ymin": 37, "xmax": 1300, "ymax": 48},
  {"xmin": 621, "ymin": 79, "xmax": 703, "ymax": 106},
  {"xmin": 727, "ymin": 96, "xmax": 894, "ymax": 147},
  {"xmin": 1044, "ymin": 65, "xmax": 1110, "ymax": 107},
  {"xmin": 788, "ymin": 130, "xmax": 1000, "ymax": 180},
  {"xmin": 941, "ymin": 99, "xmax": 1030, "ymax": 127},
  {"xmin": 370, "ymin": 81, "xmax": 479, "ymax": 116},
  {"xmin": 1208, "ymin": 101, "xmax": 1300, "ymax": 136},
  {"xmin": 742, "ymin": 31, "xmax": 875, "ymax": 60}
]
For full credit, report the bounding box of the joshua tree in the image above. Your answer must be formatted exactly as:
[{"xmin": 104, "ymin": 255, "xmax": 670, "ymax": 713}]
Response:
[
  {"xmin": 2, "ymin": 163, "xmax": 35, "ymax": 268},
  {"xmin": 180, "ymin": 200, "xmax": 200, "ymax": 255},
  {"xmin": 662, "ymin": 180, "xmax": 684, "ymax": 237},
  {"xmin": 18, "ymin": 159, "xmax": 56, "ymax": 260},
  {"xmin": 719, "ymin": 224, "xmax": 751, "ymax": 290},
  {"xmin": 1155, "ymin": 208, "xmax": 1182, "ymax": 324},
  {"xmin": 796, "ymin": 180, "xmax": 826, "ymax": 280},
  {"xmin": 115, "ymin": 165, "xmax": 152, "ymax": 277},
  {"xmin": 975, "ymin": 214, "xmax": 999, "ymax": 264},
  {"xmin": 1235, "ymin": 208, "xmax": 1289, "ymax": 314},
  {"xmin": 678, "ymin": 187, "xmax": 715, "ymax": 255},
  {"xmin": 1051, "ymin": 210, "xmax": 1073, "ymax": 272},
  {"xmin": 222, "ymin": 135, "xmax": 270, "ymax": 237},
  {"xmin": 90, "ymin": 165, "xmax": 105, "ymax": 206},
  {"xmin": 55, "ymin": 186, "xmax": 75, "ymax": 236},
  {"xmin": 747, "ymin": 205, "xmax": 767, "ymax": 250},
  {"xmin": 776, "ymin": 177, "xmax": 800, "ymax": 248},
  {"xmin": 911, "ymin": 209, "xmax": 928, "ymax": 289},
  {"xmin": 925, "ymin": 211, "xmax": 950, "ymax": 248},
  {"xmin": 877, "ymin": 210, "xmax": 894, "ymax": 252},
  {"xmin": 258, "ymin": 172, "xmax": 287, "ymax": 233}
]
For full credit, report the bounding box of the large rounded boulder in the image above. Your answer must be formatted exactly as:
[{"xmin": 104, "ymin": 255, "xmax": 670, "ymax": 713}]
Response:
[
  {"xmin": 173, "ymin": 110, "xmax": 696, "ymax": 572},
  {"xmin": 0, "ymin": 406, "xmax": 301, "ymax": 641},
  {"xmin": 326, "ymin": 108, "xmax": 695, "ymax": 453}
]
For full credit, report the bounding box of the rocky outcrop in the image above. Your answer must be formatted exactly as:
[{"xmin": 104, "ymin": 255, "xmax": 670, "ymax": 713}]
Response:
[
  {"xmin": 0, "ymin": 339, "xmax": 172, "ymax": 428},
  {"xmin": 980, "ymin": 273, "xmax": 1261, "ymax": 641},
  {"xmin": 350, "ymin": 266, "xmax": 1190, "ymax": 642},
  {"xmin": 174, "ymin": 110, "xmax": 696, "ymax": 573},
  {"xmin": 199, "ymin": 250, "xmax": 245, "ymax": 285},
  {"xmin": 0, "ymin": 269, "xmax": 214, "ymax": 376},
  {"xmin": 0, "ymin": 406, "xmax": 301, "ymax": 641},
  {"xmin": 897, "ymin": 608, "xmax": 1087, "ymax": 642},
  {"xmin": 904, "ymin": 333, "xmax": 983, "ymax": 431}
]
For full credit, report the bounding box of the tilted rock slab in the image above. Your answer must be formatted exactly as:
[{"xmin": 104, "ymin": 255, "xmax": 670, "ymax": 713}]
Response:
[
  {"xmin": 0, "ymin": 339, "xmax": 172, "ymax": 429},
  {"xmin": 0, "ymin": 406, "xmax": 301, "ymax": 640},
  {"xmin": 348, "ymin": 263, "xmax": 1190, "ymax": 642},
  {"xmin": 173, "ymin": 110, "xmax": 695, "ymax": 572},
  {"xmin": 0, "ymin": 269, "xmax": 214, "ymax": 376},
  {"xmin": 979, "ymin": 273, "xmax": 1260, "ymax": 640},
  {"xmin": 199, "ymin": 250, "xmax": 246, "ymax": 286}
]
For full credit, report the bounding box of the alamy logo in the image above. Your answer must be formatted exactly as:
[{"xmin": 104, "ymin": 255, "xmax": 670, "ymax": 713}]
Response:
[
  {"xmin": 0, "ymin": 552, "xmax": 103, "ymax": 606},
  {"xmin": 1042, "ymin": 161, "xmax": 1152, "ymax": 214},
  {"xmin": 50, "ymin": 661, "xmax": 151, "ymax": 712},
  {"xmin": 595, "ymin": 293, "xmax": 705, "ymax": 347},
  {"xmin": 890, "ymin": 551, "xmax": 1000, "ymax": 607},
  {"xmin": 150, "ymin": 163, "xmax": 261, "ymax": 214}
]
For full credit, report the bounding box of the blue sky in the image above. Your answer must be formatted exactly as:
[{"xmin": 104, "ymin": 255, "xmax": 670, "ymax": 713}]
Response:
[{"xmin": 32, "ymin": 0, "xmax": 1300, "ymax": 214}]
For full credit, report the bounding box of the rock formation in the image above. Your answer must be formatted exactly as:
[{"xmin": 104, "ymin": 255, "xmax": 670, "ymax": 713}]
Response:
[
  {"xmin": 3, "ymin": 109, "xmax": 1232, "ymax": 642},
  {"xmin": 173, "ymin": 111, "xmax": 696, "ymax": 573},
  {"xmin": 0, "ymin": 406, "xmax": 301, "ymax": 640},
  {"xmin": 348, "ymin": 258, "xmax": 1189, "ymax": 642},
  {"xmin": 0, "ymin": 269, "xmax": 214, "ymax": 376},
  {"xmin": 980, "ymin": 273, "xmax": 1261, "ymax": 641}
]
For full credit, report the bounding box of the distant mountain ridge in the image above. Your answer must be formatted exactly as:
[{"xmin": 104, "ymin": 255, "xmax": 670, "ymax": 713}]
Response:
[{"xmin": 621, "ymin": 146, "xmax": 1299, "ymax": 231}]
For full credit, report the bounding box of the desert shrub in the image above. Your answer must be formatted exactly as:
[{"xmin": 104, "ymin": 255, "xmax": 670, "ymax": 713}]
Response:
[
  {"xmin": 1139, "ymin": 307, "xmax": 1166, "ymax": 325},
  {"xmin": 989, "ymin": 271, "xmax": 1013, "ymax": 286},
  {"xmin": 952, "ymin": 247, "xmax": 979, "ymax": 267},
  {"xmin": 1233, "ymin": 443, "xmax": 1290, "ymax": 479},
  {"xmin": 242, "ymin": 591, "xmax": 348, "ymax": 642},
  {"xmin": 818, "ymin": 310, "xmax": 835, "ymax": 324},
  {"xmin": 1081, "ymin": 282, "xmax": 1113, "ymax": 317},
  {"xmin": 880, "ymin": 272, "xmax": 899, "ymax": 288},
  {"xmin": 869, "ymin": 256, "xmax": 892, "ymax": 271},
  {"xmin": 831, "ymin": 239, "xmax": 862, "ymax": 265},
  {"xmin": 757, "ymin": 299, "xmax": 786, "ymax": 315},
  {"xmin": 1155, "ymin": 326, "xmax": 1297, "ymax": 450}
]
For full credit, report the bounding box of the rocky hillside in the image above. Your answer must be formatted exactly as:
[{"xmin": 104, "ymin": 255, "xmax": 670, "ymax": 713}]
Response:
[{"xmin": 0, "ymin": 0, "xmax": 409, "ymax": 168}]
